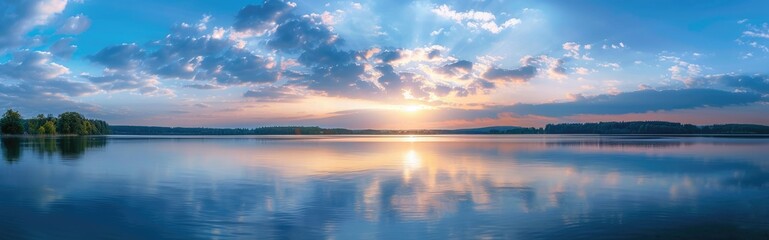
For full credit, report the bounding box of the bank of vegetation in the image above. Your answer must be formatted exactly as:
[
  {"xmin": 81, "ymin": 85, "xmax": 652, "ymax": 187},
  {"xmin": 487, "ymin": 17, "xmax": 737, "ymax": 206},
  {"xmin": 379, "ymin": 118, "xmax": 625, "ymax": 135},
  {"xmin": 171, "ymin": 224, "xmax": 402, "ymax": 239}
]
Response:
[{"xmin": 0, "ymin": 109, "xmax": 110, "ymax": 135}]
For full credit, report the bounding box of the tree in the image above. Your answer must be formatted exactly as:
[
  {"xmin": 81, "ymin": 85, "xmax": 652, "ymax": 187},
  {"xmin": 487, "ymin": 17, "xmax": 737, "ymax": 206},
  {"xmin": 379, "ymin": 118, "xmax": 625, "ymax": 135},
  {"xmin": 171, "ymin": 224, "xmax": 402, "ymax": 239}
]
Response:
[
  {"xmin": 42, "ymin": 121, "xmax": 56, "ymax": 135},
  {"xmin": 1, "ymin": 109, "xmax": 24, "ymax": 135},
  {"xmin": 57, "ymin": 112, "xmax": 86, "ymax": 135},
  {"xmin": 26, "ymin": 114, "xmax": 46, "ymax": 134}
]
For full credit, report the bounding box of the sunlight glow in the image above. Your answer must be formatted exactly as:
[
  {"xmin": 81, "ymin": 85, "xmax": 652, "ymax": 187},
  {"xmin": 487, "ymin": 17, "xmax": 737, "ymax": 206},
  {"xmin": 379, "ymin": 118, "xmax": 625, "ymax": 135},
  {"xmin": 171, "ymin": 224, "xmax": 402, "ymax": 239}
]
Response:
[{"xmin": 402, "ymin": 105, "xmax": 430, "ymax": 112}]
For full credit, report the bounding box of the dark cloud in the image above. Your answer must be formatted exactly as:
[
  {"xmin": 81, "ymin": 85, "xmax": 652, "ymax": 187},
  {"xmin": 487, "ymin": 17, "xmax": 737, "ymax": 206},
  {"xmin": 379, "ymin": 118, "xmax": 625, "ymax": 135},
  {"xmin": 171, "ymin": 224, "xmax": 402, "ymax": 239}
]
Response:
[
  {"xmin": 695, "ymin": 74, "xmax": 769, "ymax": 94},
  {"xmin": 298, "ymin": 45, "xmax": 355, "ymax": 67},
  {"xmin": 501, "ymin": 89, "xmax": 762, "ymax": 117},
  {"xmin": 233, "ymin": 0, "xmax": 295, "ymax": 35},
  {"xmin": 305, "ymin": 63, "xmax": 380, "ymax": 98},
  {"xmin": 88, "ymin": 44, "xmax": 145, "ymax": 70},
  {"xmin": 377, "ymin": 49, "xmax": 402, "ymax": 63},
  {"xmin": 199, "ymin": 49, "xmax": 279, "ymax": 85},
  {"xmin": 437, "ymin": 60, "xmax": 473, "ymax": 76},
  {"xmin": 482, "ymin": 65, "xmax": 537, "ymax": 82},
  {"xmin": 267, "ymin": 17, "xmax": 341, "ymax": 52}
]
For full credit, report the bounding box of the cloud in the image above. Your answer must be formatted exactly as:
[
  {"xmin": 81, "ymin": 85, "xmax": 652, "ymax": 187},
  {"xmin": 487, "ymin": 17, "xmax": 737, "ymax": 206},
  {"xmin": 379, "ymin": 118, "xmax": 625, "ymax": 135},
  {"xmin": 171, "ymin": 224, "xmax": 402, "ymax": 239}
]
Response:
[
  {"xmin": 243, "ymin": 85, "xmax": 303, "ymax": 102},
  {"xmin": 738, "ymin": 21, "xmax": 769, "ymax": 53},
  {"xmin": 88, "ymin": 43, "xmax": 145, "ymax": 70},
  {"xmin": 0, "ymin": 50, "xmax": 100, "ymax": 115},
  {"xmin": 501, "ymin": 89, "xmax": 761, "ymax": 117},
  {"xmin": 266, "ymin": 15, "xmax": 342, "ymax": 52},
  {"xmin": 694, "ymin": 74, "xmax": 769, "ymax": 94},
  {"xmin": 56, "ymin": 14, "xmax": 91, "ymax": 34},
  {"xmin": 0, "ymin": 0, "xmax": 68, "ymax": 51},
  {"xmin": 0, "ymin": 50, "xmax": 69, "ymax": 81},
  {"xmin": 661, "ymin": 56, "xmax": 701, "ymax": 84},
  {"xmin": 482, "ymin": 66, "xmax": 537, "ymax": 82},
  {"xmin": 437, "ymin": 60, "xmax": 473, "ymax": 76},
  {"xmin": 431, "ymin": 4, "xmax": 520, "ymax": 34},
  {"xmin": 49, "ymin": 37, "xmax": 77, "ymax": 58},
  {"xmin": 84, "ymin": 71, "xmax": 172, "ymax": 96},
  {"xmin": 0, "ymin": 82, "xmax": 101, "ymax": 116},
  {"xmin": 88, "ymin": 17, "xmax": 281, "ymax": 89},
  {"xmin": 184, "ymin": 84, "xmax": 224, "ymax": 90},
  {"xmin": 233, "ymin": 0, "xmax": 296, "ymax": 35}
]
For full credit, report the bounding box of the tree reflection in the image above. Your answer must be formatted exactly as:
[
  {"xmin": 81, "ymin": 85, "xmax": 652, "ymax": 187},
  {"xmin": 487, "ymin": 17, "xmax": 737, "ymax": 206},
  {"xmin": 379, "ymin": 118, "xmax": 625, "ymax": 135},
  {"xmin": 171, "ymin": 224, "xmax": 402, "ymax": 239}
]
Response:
[
  {"xmin": 0, "ymin": 136, "xmax": 108, "ymax": 162},
  {"xmin": 1, "ymin": 137, "xmax": 21, "ymax": 163}
]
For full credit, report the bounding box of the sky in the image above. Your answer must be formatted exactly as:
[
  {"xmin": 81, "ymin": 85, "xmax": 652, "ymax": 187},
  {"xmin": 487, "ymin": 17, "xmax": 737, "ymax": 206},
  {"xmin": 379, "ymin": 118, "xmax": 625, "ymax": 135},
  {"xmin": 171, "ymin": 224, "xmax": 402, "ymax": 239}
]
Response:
[{"xmin": 0, "ymin": 0, "xmax": 768, "ymax": 129}]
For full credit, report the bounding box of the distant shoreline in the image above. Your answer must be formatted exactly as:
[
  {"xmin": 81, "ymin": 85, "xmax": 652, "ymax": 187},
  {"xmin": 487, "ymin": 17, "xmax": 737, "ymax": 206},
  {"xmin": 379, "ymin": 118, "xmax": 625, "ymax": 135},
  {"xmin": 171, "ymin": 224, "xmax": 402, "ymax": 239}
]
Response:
[{"xmin": 107, "ymin": 121, "xmax": 769, "ymax": 135}]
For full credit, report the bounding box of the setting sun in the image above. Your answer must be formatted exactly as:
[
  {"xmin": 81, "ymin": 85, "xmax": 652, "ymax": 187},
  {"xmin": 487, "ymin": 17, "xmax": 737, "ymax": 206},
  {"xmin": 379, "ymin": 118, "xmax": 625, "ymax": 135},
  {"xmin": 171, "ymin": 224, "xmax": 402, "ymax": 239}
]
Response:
[{"xmin": 402, "ymin": 105, "xmax": 429, "ymax": 113}]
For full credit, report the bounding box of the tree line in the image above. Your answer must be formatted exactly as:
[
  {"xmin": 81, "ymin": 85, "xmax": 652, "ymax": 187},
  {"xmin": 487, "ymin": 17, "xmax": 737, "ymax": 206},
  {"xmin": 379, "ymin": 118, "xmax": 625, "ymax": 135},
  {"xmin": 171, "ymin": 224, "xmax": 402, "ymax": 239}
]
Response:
[
  {"xmin": 112, "ymin": 121, "xmax": 769, "ymax": 135},
  {"xmin": 545, "ymin": 121, "xmax": 769, "ymax": 134},
  {"xmin": 0, "ymin": 109, "xmax": 110, "ymax": 135}
]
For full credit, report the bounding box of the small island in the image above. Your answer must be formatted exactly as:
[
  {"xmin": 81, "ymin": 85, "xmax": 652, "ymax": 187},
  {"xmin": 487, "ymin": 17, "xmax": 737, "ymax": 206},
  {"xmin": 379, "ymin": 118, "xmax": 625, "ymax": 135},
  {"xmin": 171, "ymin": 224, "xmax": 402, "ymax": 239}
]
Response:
[{"xmin": 1, "ymin": 109, "xmax": 110, "ymax": 136}]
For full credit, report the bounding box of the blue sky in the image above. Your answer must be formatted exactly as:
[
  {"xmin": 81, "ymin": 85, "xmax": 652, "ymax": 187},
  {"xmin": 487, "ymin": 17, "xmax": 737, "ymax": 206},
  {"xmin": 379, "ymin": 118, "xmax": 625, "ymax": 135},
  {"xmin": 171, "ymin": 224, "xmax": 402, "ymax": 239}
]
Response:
[{"xmin": 1, "ymin": 0, "xmax": 768, "ymax": 128}]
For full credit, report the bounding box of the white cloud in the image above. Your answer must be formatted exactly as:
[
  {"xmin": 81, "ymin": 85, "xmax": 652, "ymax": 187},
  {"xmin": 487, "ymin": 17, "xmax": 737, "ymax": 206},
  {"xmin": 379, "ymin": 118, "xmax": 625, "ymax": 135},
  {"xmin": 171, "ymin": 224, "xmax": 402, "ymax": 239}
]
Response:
[
  {"xmin": 431, "ymin": 5, "xmax": 521, "ymax": 34},
  {"xmin": 57, "ymin": 14, "xmax": 91, "ymax": 34},
  {"xmin": 430, "ymin": 28, "xmax": 444, "ymax": 36}
]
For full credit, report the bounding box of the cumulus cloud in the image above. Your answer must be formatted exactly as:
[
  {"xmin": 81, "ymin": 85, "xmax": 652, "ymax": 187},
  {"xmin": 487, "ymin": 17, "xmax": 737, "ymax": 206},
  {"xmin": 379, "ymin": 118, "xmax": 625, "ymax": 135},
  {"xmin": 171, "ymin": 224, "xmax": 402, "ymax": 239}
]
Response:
[
  {"xmin": 56, "ymin": 14, "xmax": 91, "ymax": 34},
  {"xmin": 83, "ymin": 71, "xmax": 172, "ymax": 96},
  {"xmin": 0, "ymin": 50, "xmax": 69, "ymax": 81},
  {"xmin": 0, "ymin": 0, "xmax": 68, "ymax": 50},
  {"xmin": 88, "ymin": 43, "xmax": 145, "ymax": 70},
  {"xmin": 0, "ymin": 49, "xmax": 100, "ymax": 114},
  {"xmin": 437, "ymin": 60, "xmax": 473, "ymax": 76},
  {"xmin": 660, "ymin": 56, "xmax": 701, "ymax": 84},
  {"xmin": 431, "ymin": 4, "xmax": 520, "ymax": 34},
  {"xmin": 49, "ymin": 37, "xmax": 77, "ymax": 58},
  {"xmin": 233, "ymin": 0, "xmax": 296, "ymax": 35}
]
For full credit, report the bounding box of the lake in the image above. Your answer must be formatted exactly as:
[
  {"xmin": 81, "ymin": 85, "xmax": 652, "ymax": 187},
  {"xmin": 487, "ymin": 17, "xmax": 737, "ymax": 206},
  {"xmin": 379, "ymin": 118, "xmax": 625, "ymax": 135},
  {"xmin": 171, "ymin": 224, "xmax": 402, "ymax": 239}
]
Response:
[{"xmin": 1, "ymin": 135, "xmax": 768, "ymax": 239}]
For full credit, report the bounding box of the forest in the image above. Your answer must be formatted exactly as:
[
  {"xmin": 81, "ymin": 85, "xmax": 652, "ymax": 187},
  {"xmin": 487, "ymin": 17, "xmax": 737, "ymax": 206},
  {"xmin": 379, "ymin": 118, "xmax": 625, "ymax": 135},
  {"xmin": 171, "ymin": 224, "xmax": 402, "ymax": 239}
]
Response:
[
  {"xmin": 0, "ymin": 109, "xmax": 110, "ymax": 135},
  {"xmin": 544, "ymin": 121, "xmax": 769, "ymax": 134}
]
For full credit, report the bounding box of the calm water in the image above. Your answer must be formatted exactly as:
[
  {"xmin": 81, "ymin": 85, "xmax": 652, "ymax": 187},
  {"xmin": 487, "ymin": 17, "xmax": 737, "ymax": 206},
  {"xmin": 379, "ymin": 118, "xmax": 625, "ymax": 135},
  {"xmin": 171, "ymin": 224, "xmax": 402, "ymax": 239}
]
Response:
[{"xmin": 1, "ymin": 135, "xmax": 769, "ymax": 239}]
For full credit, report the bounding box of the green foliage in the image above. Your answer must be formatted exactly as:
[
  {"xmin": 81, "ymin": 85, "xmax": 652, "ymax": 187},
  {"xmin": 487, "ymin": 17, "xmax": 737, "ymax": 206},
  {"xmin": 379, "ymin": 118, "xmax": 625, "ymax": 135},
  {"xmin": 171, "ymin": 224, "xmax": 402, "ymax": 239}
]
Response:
[
  {"xmin": 42, "ymin": 121, "xmax": 57, "ymax": 135},
  {"xmin": 57, "ymin": 112, "xmax": 86, "ymax": 135},
  {"xmin": 1, "ymin": 109, "xmax": 107, "ymax": 135},
  {"xmin": 1, "ymin": 109, "xmax": 24, "ymax": 135}
]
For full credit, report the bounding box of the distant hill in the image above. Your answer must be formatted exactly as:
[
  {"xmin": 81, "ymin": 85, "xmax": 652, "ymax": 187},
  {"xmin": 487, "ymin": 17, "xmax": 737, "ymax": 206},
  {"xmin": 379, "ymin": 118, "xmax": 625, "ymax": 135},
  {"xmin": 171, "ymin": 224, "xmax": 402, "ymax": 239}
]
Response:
[{"xmin": 108, "ymin": 121, "xmax": 769, "ymax": 135}]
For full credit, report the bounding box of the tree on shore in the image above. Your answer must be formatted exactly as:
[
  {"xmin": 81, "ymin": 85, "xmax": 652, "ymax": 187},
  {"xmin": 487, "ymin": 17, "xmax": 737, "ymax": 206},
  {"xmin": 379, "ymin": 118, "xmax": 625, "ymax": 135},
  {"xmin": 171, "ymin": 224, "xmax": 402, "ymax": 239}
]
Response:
[
  {"xmin": 57, "ymin": 112, "xmax": 87, "ymax": 135},
  {"xmin": 1, "ymin": 109, "xmax": 24, "ymax": 135}
]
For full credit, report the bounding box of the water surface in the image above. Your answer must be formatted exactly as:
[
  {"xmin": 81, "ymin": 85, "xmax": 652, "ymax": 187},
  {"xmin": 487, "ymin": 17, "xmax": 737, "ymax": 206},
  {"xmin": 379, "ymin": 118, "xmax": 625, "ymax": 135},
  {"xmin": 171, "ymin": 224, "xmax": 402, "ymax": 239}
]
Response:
[{"xmin": 1, "ymin": 135, "xmax": 768, "ymax": 239}]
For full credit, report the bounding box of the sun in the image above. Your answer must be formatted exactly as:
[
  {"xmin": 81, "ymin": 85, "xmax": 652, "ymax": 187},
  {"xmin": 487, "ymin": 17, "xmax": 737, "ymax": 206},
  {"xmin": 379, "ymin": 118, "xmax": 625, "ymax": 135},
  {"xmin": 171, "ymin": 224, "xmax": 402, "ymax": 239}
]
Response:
[{"xmin": 403, "ymin": 105, "xmax": 424, "ymax": 112}]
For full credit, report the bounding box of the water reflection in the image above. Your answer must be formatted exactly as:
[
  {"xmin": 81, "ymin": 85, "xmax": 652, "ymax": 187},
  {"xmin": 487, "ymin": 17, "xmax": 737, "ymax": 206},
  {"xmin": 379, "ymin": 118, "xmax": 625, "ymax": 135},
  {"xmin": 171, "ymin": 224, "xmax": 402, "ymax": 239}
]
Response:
[
  {"xmin": 1, "ymin": 136, "xmax": 108, "ymax": 162},
  {"xmin": 0, "ymin": 136, "xmax": 768, "ymax": 239}
]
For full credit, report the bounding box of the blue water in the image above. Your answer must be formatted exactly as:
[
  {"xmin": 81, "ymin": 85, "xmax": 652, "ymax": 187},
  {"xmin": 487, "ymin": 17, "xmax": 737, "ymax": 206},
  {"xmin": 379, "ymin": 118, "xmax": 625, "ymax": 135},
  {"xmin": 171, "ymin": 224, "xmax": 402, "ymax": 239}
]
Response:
[{"xmin": 1, "ymin": 135, "xmax": 768, "ymax": 239}]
